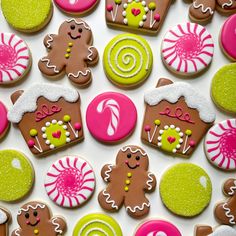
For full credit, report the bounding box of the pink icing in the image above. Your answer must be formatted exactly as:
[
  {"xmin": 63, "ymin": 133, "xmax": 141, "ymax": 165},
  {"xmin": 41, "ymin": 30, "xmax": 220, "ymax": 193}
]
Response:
[
  {"xmin": 221, "ymin": 14, "xmax": 236, "ymax": 60},
  {"xmin": 135, "ymin": 220, "xmax": 182, "ymax": 236},
  {"xmin": 86, "ymin": 92, "xmax": 137, "ymax": 143},
  {"xmin": 54, "ymin": 0, "xmax": 99, "ymax": 13},
  {"xmin": 0, "ymin": 101, "xmax": 9, "ymax": 137}
]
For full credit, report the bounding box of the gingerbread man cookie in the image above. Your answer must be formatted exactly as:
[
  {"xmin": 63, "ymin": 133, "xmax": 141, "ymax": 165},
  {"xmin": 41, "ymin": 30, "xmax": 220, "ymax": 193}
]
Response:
[
  {"xmin": 38, "ymin": 18, "xmax": 99, "ymax": 87},
  {"xmin": 215, "ymin": 178, "xmax": 236, "ymax": 225},
  {"xmin": 12, "ymin": 201, "xmax": 66, "ymax": 236},
  {"xmin": 98, "ymin": 145, "xmax": 156, "ymax": 218},
  {"xmin": 0, "ymin": 207, "xmax": 11, "ymax": 236},
  {"xmin": 195, "ymin": 225, "xmax": 236, "ymax": 236}
]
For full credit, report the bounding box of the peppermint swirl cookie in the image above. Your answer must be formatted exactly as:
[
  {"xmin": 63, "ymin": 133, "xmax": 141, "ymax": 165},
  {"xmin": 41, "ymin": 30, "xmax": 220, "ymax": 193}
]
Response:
[
  {"xmin": 161, "ymin": 22, "xmax": 214, "ymax": 76},
  {"xmin": 103, "ymin": 33, "xmax": 153, "ymax": 88}
]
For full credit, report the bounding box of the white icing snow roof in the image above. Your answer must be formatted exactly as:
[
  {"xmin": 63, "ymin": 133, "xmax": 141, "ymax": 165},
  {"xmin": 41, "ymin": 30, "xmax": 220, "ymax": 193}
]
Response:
[
  {"xmin": 8, "ymin": 83, "xmax": 79, "ymax": 123},
  {"xmin": 144, "ymin": 82, "xmax": 216, "ymax": 123}
]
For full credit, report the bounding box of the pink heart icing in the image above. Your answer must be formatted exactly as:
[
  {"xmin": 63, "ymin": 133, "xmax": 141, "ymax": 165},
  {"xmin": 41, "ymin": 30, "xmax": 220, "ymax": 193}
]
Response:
[
  {"xmin": 167, "ymin": 136, "xmax": 176, "ymax": 144},
  {"xmin": 52, "ymin": 131, "xmax": 61, "ymax": 139},
  {"xmin": 131, "ymin": 8, "xmax": 141, "ymax": 16}
]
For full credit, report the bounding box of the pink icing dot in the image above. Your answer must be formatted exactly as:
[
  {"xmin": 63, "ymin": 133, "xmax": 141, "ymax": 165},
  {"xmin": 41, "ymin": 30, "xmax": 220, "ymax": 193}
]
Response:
[
  {"xmin": 145, "ymin": 125, "xmax": 151, "ymax": 132},
  {"xmin": 0, "ymin": 101, "xmax": 9, "ymax": 138},
  {"xmin": 74, "ymin": 122, "xmax": 81, "ymax": 131},
  {"xmin": 107, "ymin": 5, "xmax": 113, "ymax": 12},
  {"xmin": 28, "ymin": 140, "xmax": 35, "ymax": 148}
]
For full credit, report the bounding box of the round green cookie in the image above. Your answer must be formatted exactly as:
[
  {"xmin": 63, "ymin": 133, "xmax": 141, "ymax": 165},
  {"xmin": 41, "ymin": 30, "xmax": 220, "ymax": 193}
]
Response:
[
  {"xmin": 211, "ymin": 63, "xmax": 236, "ymax": 114},
  {"xmin": 1, "ymin": 0, "xmax": 53, "ymax": 32},
  {"xmin": 0, "ymin": 150, "xmax": 34, "ymax": 202},
  {"xmin": 73, "ymin": 213, "xmax": 123, "ymax": 236},
  {"xmin": 103, "ymin": 33, "xmax": 153, "ymax": 88},
  {"xmin": 160, "ymin": 163, "xmax": 212, "ymax": 217}
]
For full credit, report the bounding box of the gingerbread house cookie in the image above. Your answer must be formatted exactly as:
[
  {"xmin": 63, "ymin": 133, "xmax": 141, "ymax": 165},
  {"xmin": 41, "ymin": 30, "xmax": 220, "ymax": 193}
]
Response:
[
  {"xmin": 105, "ymin": 0, "xmax": 173, "ymax": 34},
  {"xmin": 141, "ymin": 78, "xmax": 216, "ymax": 157},
  {"xmin": 8, "ymin": 84, "xmax": 84, "ymax": 156}
]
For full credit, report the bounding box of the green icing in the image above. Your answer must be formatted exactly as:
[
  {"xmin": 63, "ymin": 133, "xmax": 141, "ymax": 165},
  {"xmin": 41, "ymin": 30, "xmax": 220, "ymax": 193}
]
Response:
[
  {"xmin": 1, "ymin": 0, "xmax": 52, "ymax": 31},
  {"xmin": 160, "ymin": 163, "xmax": 212, "ymax": 217},
  {"xmin": 103, "ymin": 33, "xmax": 153, "ymax": 86},
  {"xmin": 0, "ymin": 150, "xmax": 34, "ymax": 202},
  {"xmin": 73, "ymin": 213, "xmax": 123, "ymax": 236},
  {"xmin": 211, "ymin": 63, "xmax": 236, "ymax": 113}
]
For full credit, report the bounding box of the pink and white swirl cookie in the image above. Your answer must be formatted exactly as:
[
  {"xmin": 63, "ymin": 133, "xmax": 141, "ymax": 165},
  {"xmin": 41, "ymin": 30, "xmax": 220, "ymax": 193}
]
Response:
[
  {"xmin": 86, "ymin": 92, "xmax": 137, "ymax": 143},
  {"xmin": 0, "ymin": 101, "xmax": 9, "ymax": 140},
  {"xmin": 220, "ymin": 14, "xmax": 236, "ymax": 61},
  {"xmin": 205, "ymin": 119, "xmax": 236, "ymax": 171},
  {"xmin": 45, "ymin": 155, "xmax": 95, "ymax": 208},
  {"xmin": 135, "ymin": 220, "xmax": 182, "ymax": 236},
  {"xmin": 161, "ymin": 22, "xmax": 214, "ymax": 76},
  {"xmin": 0, "ymin": 33, "xmax": 31, "ymax": 85},
  {"xmin": 54, "ymin": 0, "xmax": 99, "ymax": 15}
]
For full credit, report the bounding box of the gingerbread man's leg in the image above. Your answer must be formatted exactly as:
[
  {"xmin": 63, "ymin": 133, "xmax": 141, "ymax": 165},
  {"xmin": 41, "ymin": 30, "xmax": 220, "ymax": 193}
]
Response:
[
  {"xmin": 98, "ymin": 187, "xmax": 124, "ymax": 212},
  {"xmin": 216, "ymin": 0, "xmax": 236, "ymax": 14},
  {"xmin": 195, "ymin": 226, "xmax": 213, "ymax": 236}
]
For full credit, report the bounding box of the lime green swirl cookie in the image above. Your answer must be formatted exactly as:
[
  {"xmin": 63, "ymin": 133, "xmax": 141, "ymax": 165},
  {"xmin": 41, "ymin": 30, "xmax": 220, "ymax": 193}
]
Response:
[
  {"xmin": 160, "ymin": 163, "xmax": 212, "ymax": 217},
  {"xmin": 1, "ymin": 0, "xmax": 53, "ymax": 32},
  {"xmin": 211, "ymin": 63, "xmax": 236, "ymax": 114},
  {"xmin": 73, "ymin": 213, "xmax": 123, "ymax": 236},
  {"xmin": 103, "ymin": 33, "xmax": 153, "ymax": 88},
  {"xmin": 0, "ymin": 150, "xmax": 34, "ymax": 202}
]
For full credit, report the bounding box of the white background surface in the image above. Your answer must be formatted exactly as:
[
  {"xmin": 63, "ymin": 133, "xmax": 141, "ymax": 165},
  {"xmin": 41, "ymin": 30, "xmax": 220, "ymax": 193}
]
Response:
[{"xmin": 0, "ymin": 0, "xmax": 235, "ymax": 235}]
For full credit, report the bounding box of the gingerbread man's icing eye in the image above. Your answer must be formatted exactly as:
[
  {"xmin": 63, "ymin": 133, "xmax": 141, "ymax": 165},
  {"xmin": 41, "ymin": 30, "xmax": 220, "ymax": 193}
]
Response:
[
  {"xmin": 78, "ymin": 28, "xmax": 83, "ymax": 33},
  {"xmin": 136, "ymin": 156, "xmax": 140, "ymax": 161},
  {"xmin": 25, "ymin": 213, "xmax": 29, "ymax": 219},
  {"xmin": 70, "ymin": 25, "xmax": 75, "ymax": 30},
  {"xmin": 33, "ymin": 211, "xmax": 38, "ymax": 217},
  {"xmin": 127, "ymin": 153, "xmax": 131, "ymax": 158}
]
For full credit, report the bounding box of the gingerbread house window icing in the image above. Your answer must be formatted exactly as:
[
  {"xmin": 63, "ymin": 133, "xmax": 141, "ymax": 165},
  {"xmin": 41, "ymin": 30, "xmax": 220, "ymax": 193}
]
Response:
[
  {"xmin": 141, "ymin": 79, "xmax": 216, "ymax": 157},
  {"xmin": 8, "ymin": 84, "xmax": 83, "ymax": 156},
  {"xmin": 105, "ymin": 0, "xmax": 173, "ymax": 34}
]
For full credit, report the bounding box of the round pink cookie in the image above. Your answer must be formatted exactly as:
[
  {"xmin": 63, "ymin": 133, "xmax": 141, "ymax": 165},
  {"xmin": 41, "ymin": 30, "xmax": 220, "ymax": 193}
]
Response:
[
  {"xmin": 205, "ymin": 119, "xmax": 236, "ymax": 171},
  {"xmin": 0, "ymin": 101, "xmax": 9, "ymax": 139},
  {"xmin": 135, "ymin": 220, "xmax": 182, "ymax": 236},
  {"xmin": 54, "ymin": 0, "xmax": 99, "ymax": 14},
  {"xmin": 0, "ymin": 33, "xmax": 31, "ymax": 84},
  {"xmin": 44, "ymin": 156, "xmax": 95, "ymax": 208},
  {"xmin": 86, "ymin": 92, "xmax": 137, "ymax": 143},
  {"xmin": 161, "ymin": 22, "xmax": 214, "ymax": 76},
  {"xmin": 220, "ymin": 14, "xmax": 236, "ymax": 61}
]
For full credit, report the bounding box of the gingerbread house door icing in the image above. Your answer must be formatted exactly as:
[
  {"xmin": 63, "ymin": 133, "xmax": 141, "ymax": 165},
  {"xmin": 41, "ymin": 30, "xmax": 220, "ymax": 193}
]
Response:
[
  {"xmin": 105, "ymin": 0, "xmax": 173, "ymax": 34},
  {"xmin": 141, "ymin": 78, "xmax": 216, "ymax": 157},
  {"xmin": 8, "ymin": 84, "xmax": 84, "ymax": 156}
]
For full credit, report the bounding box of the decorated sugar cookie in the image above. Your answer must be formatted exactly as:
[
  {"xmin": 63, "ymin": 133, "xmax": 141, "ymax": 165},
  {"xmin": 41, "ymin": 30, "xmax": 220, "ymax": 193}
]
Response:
[
  {"xmin": 98, "ymin": 145, "xmax": 157, "ymax": 218},
  {"xmin": 211, "ymin": 63, "xmax": 236, "ymax": 114},
  {"xmin": 214, "ymin": 178, "xmax": 236, "ymax": 225},
  {"xmin": 141, "ymin": 78, "xmax": 215, "ymax": 157},
  {"xmin": 12, "ymin": 201, "xmax": 67, "ymax": 236},
  {"xmin": 0, "ymin": 150, "xmax": 34, "ymax": 202},
  {"xmin": 0, "ymin": 207, "xmax": 11, "ymax": 236},
  {"xmin": 1, "ymin": 0, "xmax": 53, "ymax": 32},
  {"xmin": 161, "ymin": 22, "xmax": 214, "ymax": 76},
  {"xmin": 106, "ymin": 0, "xmax": 173, "ymax": 34},
  {"xmin": 0, "ymin": 33, "xmax": 31, "ymax": 85},
  {"xmin": 135, "ymin": 220, "xmax": 182, "ymax": 236},
  {"xmin": 86, "ymin": 92, "xmax": 137, "ymax": 143},
  {"xmin": 45, "ymin": 156, "xmax": 95, "ymax": 208},
  {"xmin": 220, "ymin": 14, "xmax": 236, "ymax": 61},
  {"xmin": 0, "ymin": 101, "xmax": 9, "ymax": 140},
  {"xmin": 54, "ymin": 0, "xmax": 99, "ymax": 15},
  {"xmin": 73, "ymin": 213, "xmax": 122, "ymax": 236},
  {"xmin": 205, "ymin": 119, "xmax": 236, "ymax": 171},
  {"xmin": 195, "ymin": 225, "xmax": 236, "ymax": 236},
  {"xmin": 38, "ymin": 18, "xmax": 99, "ymax": 87},
  {"xmin": 8, "ymin": 83, "xmax": 84, "ymax": 156},
  {"xmin": 160, "ymin": 163, "xmax": 212, "ymax": 217},
  {"xmin": 103, "ymin": 33, "xmax": 153, "ymax": 88}
]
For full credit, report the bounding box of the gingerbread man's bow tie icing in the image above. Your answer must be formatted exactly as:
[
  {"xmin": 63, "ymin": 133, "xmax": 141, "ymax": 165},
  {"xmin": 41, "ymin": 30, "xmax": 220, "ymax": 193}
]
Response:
[{"xmin": 187, "ymin": 0, "xmax": 236, "ymax": 23}]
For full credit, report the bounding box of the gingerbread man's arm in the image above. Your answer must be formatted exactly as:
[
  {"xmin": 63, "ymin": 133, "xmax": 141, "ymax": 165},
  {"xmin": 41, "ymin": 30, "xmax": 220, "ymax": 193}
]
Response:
[
  {"xmin": 50, "ymin": 217, "xmax": 67, "ymax": 234},
  {"xmin": 195, "ymin": 225, "xmax": 213, "ymax": 236},
  {"xmin": 223, "ymin": 178, "xmax": 236, "ymax": 196},
  {"xmin": 101, "ymin": 164, "xmax": 114, "ymax": 183},
  {"xmin": 43, "ymin": 34, "xmax": 57, "ymax": 49},
  {"xmin": 86, "ymin": 46, "xmax": 99, "ymax": 66},
  {"xmin": 11, "ymin": 229, "xmax": 22, "ymax": 236},
  {"xmin": 144, "ymin": 172, "xmax": 156, "ymax": 192}
]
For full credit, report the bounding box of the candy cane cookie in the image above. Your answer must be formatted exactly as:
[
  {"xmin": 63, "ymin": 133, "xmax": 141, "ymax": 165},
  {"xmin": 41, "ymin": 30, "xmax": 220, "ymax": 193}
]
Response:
[
  {"xmin": 161, "ymin": 22, "xmax": 214, "ymax": 77},
  {"xmin": 0, "ymin": 33, "xmax": 31, "ymax": 85}
]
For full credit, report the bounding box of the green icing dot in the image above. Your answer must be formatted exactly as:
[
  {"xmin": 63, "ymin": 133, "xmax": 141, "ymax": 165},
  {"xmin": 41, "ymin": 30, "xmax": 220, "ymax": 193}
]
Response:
[
  {"xmin": 1, "ymin": 0, "xmax": 52, "ymax": 31},
  {"xmin": 73, "ymin": 213, "xmax": 123, "ymax": 236},
  {"xmin": 0, "ymin": 150, "xmax": 34, "ymax": 202},
  {"xmin": 160, "ymin": 163, "xmax": 212, "ymax": 217},
  {"xmin": 211, "ymin": 63, "xmax": 236, "ymax": 114}
]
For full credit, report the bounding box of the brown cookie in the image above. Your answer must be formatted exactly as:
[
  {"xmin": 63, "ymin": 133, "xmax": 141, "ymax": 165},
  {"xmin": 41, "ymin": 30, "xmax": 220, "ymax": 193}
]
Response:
[
  {"xmin": 7, "ymin": 83, "xmax": 84, "ymax": 157},
  {"xmin": 98, "ymin": 145, "xmax": 156, "ymax": 218},
  {"xmin": 214, "ymin": 178, "xmax": 236, "ymax": 225},
  {"xmin": 11, "ymin": 201, "xmax": 66, "ymax": 236},
  {"xmin": 105, "ymin": 0, "xmax": 173, "ymax": 35},
  {"xmin": 195, "ymin": 225, "xmax": 236, "ymax": 236},
  {"xmin": 0, "ymin": 207, "xmax": 11, "ymax": 236},
  {"xmin": 216, "ymin": 0, "xmax": 236, "ymax": 15},
  {"xmin": 141, "ymin": 78, "xmax": 215, "ymax": 157},
  {"xmin": 38, "ymin": 18, "xmax": 99, "ymax": 87}
]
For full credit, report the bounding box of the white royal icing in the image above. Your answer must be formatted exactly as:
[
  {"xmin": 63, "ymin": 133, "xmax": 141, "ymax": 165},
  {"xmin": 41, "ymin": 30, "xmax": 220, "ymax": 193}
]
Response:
[
  {"xmin": 46, "ymin": 34, "xmax": 54, "ymax": 48},
  {"xmin": 40, "ymin": 58, "xmax": 60, "ymax": 73},
  {"xmin": 17, "ymin": 203, "xmax": 46, "ymax": 215},
  {"xmin": 121, "ymin": 146, "xmax": 147, "ymax": 156},
  {"xmin": 223, "ymin": 202, "xmax": 236, "ymax": 224},
  {"xmin": 222, "ymin": 0, "xmax": 234, "ymax": 8},
  {"xmin": 0, "ymin": 209, "xmax": 7, "ymax": 224},
  {"xmin": 126, "ymin": 202, "xmax": 150, "ymax": 213},
  {"xmin": 68, "ymin": 69, "xmax": 91, "ymax": 79},
  {"xmin": 66, "ymin": 19, "xmax": 91, "ymax": 30},
  {"xmin": 193, "ymin": 1, "xmax": 214, "ymax": 14},
  {"xmin": 104, "ymin": 164, "xmax": 113, "ymax": 182},
  {"xmin": 52, "ymin": 218, "xmax": 63, "ymax": 234},
  {"xmin": 146, "ymin": 173, "xmax": 154, "ymax": 190},
  {"xmin": 102, "ymin": 190, "xmax": 119, "ymax": 210},
  {"xmin": 210, "ymin": 225, "xmax": 236, "ymax": 236}
]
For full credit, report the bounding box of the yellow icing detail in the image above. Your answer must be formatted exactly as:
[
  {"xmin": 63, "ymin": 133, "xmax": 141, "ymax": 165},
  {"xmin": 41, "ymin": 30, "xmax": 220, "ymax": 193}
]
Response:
[
  {"xmin": 65, "ymin": 54, "xmax": 70, "ymax": 59},
  {"xmin": 68, "ymin": 42, "xmax": 73, "ymax": 47},
  {"xmin": 67, "ymin": 48, "xmax": 71, "ymax": 53},
  {"xmin": 34, "ymin": 229, "xmax": 39, "ymax": 235},
  {"xmin": 124, "ymin": 186, "xmax": 129, "ymax": 192},
  {"xmin": 125, "ymin": 180, "xmax": 131, "ymax": 185},
  {"xmin": 127, "ymin": 172, "xmax": 132, "ymax": 178}
]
